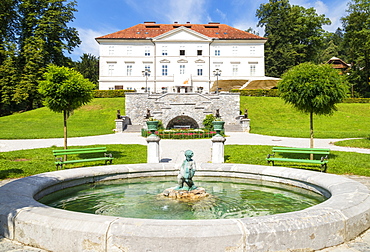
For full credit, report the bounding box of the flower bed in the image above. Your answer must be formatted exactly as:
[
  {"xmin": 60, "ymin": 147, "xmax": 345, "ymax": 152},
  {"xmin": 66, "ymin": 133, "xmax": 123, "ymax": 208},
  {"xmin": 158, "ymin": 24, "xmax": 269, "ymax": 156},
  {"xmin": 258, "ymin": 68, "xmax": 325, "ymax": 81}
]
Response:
[{"xmin": 141, "ymin": 129, "xmax": 224, "ymax": 139}]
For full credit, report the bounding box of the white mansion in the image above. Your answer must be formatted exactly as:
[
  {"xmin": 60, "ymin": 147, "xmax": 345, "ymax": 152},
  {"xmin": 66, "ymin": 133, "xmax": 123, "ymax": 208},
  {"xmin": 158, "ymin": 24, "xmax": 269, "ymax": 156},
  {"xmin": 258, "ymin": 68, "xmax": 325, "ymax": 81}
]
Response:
[{"xmin": 96, "ymin": 22, "xmax": 267, "ymax": 93}]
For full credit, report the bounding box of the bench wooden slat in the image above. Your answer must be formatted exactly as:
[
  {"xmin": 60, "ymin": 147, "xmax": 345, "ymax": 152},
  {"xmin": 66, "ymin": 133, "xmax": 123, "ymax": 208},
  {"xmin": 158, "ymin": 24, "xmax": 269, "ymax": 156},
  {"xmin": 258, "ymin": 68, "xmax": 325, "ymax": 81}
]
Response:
[
  {"xmin": 53, "ymin": 147, "xmax": 107, "ymax": 153},
  {"xmin": 53, "ymin": 150, "xmax": 108, "ymax": 156},
  {"xmin": 266, "ymin": 146, "xmax": 330, "ymax": 172},
  {"xmin": 272, "ymin": 150, "xmax": 330, "ymax": 155},
  {"xmin": 272, "ymin": 147, "xmax": 330, "ymax": 152},
  {"xmin": 52, "ymin": 147, "xmax": 113, "ymax": 170},
  {"xmin": 267, "ymin": 158, "xmax": 328, "ymax": 164},
  {"xmin": 55, "ymin": 157, "xmax": 113, "ymax": 165}
]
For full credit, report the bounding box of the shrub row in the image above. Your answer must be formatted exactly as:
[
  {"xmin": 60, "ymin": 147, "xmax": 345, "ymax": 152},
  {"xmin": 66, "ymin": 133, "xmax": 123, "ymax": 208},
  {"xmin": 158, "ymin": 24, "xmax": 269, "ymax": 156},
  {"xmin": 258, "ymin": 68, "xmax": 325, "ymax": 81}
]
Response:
[
  {"xmin": 230, "ymin": 90, "xmax": 369, "ymax": 102},
  {"xmin": 141, "ymin": 129, "xmax": 224, "ymax": 139},
  {"xmin": 342, "ymin": 98, "xmax": 370, "ymax": 103},
  {"xmin": 93, "ymin": 90, "xmax": 135, "ymax": 98},
  {"xmin": 230, "ymin": 89, "xmax": 279, "ymax": 97}
]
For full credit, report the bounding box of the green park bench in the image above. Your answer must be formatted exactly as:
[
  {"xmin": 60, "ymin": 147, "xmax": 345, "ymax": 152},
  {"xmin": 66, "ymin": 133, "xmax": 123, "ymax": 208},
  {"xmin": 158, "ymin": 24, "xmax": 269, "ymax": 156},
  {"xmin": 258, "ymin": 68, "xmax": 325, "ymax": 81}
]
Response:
[
  {"xmin": 266, "ymin": 147, "xmax": 330, "ymax": 172},
  {"xmin": 53, "ymin": 147, "xmax": 114, "ymax": 170}
]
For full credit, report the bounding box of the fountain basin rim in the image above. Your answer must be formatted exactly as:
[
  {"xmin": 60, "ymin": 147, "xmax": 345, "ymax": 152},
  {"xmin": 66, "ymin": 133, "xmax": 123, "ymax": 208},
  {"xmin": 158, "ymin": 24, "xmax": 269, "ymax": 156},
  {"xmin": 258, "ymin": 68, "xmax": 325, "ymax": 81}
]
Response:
[{"xmin": 1, "ymin": 163, "xmax": 370, "ymax": 252}]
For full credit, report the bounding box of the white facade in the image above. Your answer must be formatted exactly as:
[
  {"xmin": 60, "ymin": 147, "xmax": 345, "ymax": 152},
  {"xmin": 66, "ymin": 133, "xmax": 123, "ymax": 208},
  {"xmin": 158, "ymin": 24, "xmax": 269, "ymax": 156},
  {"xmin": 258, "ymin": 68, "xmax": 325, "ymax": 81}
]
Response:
[{"xmin": 96, "ymin": 23, "xmax": 267, "ymax": 93}]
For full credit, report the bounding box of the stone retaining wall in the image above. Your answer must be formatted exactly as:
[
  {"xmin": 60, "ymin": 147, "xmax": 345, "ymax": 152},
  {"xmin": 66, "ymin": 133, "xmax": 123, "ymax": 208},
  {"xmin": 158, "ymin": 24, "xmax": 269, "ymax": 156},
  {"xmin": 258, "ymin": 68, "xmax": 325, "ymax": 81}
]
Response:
[{"xmin": 125, "ymin": 93, "xmax": 240, "ymax": 128}]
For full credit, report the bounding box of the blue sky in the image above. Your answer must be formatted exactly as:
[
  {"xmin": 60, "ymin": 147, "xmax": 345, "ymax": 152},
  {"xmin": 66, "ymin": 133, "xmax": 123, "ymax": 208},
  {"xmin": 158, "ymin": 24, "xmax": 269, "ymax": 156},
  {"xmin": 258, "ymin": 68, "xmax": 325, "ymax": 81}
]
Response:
[{"xmin": 69, "ymin": 0, "xmax": 349, "ymax": 61}]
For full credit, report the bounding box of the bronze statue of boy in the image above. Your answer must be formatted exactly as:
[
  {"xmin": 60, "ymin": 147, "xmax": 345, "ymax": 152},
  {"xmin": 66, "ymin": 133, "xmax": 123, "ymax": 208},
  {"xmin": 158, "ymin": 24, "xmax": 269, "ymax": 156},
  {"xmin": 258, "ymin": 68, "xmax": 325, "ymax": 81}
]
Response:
[{"xmin": 176, "ymin": 150, "xmax": 197, "ymax": 191}]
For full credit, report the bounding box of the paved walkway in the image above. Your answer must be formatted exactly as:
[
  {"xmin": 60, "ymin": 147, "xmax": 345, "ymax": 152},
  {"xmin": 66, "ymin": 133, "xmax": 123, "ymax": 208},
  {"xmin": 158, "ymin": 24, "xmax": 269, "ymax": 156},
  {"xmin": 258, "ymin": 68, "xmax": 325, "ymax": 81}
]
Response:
[{"xmin": 1, "ymin": 132, "xmax": 370, "ymax": 251}]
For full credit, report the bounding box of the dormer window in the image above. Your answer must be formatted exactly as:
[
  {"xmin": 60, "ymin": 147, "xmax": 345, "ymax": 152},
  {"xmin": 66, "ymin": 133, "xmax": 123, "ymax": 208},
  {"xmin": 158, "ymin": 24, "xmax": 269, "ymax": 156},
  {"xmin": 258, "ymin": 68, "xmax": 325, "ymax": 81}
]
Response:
[{"xmin": 180, "ymin": 50, "xmax": 185, "ymax": 56}]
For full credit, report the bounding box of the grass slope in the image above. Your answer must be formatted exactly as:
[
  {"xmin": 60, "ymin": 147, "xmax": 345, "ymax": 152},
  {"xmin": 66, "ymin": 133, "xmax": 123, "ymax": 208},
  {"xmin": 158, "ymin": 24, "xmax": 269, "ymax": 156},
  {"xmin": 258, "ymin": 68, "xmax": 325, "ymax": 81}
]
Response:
[
  {"xmin": 240, "ymin": 97, "xmax": 370, "ymax": 138},
  {"xmin": 0, "ymin": 96, "xmax": 369, "ymax": 139},
  {"xmin": 0, "ymin": 98, "xmax": 125, "ymax": 139}
]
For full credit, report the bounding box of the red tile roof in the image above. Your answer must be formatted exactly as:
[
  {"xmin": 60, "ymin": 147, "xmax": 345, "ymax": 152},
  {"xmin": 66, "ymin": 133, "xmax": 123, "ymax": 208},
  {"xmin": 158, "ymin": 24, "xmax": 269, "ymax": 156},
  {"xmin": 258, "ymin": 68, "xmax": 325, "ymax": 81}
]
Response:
[{"xmin": 96, "ymin": 22, "xmax": 266, "ymax": 40}]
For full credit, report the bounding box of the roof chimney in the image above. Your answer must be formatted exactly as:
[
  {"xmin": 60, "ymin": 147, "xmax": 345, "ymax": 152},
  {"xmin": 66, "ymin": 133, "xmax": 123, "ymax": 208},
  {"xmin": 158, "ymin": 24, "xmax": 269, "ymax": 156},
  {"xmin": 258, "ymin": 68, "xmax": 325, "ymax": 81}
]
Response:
[{"xmin": 144, "ymin": 21, "xmax": 156, "ymax": 24}]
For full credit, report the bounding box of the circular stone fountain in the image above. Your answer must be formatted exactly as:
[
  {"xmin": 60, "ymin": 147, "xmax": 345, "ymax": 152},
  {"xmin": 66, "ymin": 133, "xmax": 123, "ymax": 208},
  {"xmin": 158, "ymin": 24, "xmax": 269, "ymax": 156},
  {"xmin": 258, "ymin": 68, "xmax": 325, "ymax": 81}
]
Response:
[{"xmin": 1, "ymin": 163, "xmax": 370, "ymax": 252}]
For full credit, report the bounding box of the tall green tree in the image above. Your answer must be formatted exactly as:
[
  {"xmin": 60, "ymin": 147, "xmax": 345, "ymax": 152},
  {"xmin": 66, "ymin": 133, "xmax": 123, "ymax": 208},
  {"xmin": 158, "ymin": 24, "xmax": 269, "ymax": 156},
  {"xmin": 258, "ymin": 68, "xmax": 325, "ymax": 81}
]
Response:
[
  {"xmin": 39, "ymin": 65, "xmax": 95, "ymax": 150},
  {"xmin": 0, "ymin": 43, "xmax": 19, "ymax": 116},
  {"xmin": 316, "ymin": 29, "xmax": 346, "ymax": 64},
  {"xmin": 13, "ymin": 37, "xmax": 46, "ymax": 110},
  {"xmin": 256, "ymin": 0, "xmax": 330, "ymax": 77},
  {"xmin": 74, "ymin": 53, "xmax": 99, "ymax": 88},
  {"xmin": 0, "ymin": 0, "xmax": 18, "ymax": 65},
  {"xmin": 278, "ymin": 63, "xmax": 348, "ymax": 154},
  {"xmin": 18, "ymin": 0, "xmax": 80, "ymax": 66},
  {"xmin": 342, "ymin": 0, "xmax": 370, "ymax": 97},
  {"xmin": 9, "ymin": 0, "xmax": 81, "ymax": 112}
]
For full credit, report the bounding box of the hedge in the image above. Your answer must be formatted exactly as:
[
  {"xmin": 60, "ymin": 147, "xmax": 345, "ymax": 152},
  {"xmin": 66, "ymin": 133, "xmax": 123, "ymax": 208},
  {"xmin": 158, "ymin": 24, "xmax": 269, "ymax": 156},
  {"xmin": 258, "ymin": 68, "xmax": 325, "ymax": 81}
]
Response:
[
  {"xmin": 93, "ymin": 90, "xmax": 135, "ymax": 98},
  {"xmin": 230, "ymin": 89, "xmax": 279, "ymax": 97},
  {"xmin": 141, "ymin": 129, "xmax": 224, "ymax": 139},
  {"xmin": 342, "ymin": 98, "xmax": 370, "ymax": 103}
]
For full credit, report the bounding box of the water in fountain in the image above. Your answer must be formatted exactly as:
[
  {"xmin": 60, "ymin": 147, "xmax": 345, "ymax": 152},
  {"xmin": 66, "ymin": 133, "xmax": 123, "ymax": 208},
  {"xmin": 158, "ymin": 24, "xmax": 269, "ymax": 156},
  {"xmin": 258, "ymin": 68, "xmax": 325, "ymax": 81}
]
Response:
[{"xmin": 39, "ymin": 176, "xmax": 326, "ymax": 220}]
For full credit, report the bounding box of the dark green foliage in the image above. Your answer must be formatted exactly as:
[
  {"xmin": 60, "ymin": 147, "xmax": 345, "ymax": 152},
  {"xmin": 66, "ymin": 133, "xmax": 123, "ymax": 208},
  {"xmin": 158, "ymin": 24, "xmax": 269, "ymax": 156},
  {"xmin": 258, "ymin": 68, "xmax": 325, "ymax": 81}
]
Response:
[
  {"xmin": 39, "ymin": 65, "xmax": 95, "ymax": 114},
  {"xmin": 39, "ymin": 65, "xmax": 95, "ymax": 148},
  {"xmin": 342, "ymin": 0, "xmax": 370, "ymax": 97},
  {"xmin": 278, "ymin": 62, "xmax": 349, "ymax": 148},
  {"xmin": 257, "ymin": 0, "xmax": 330, "ymax": 77},
  {"xmin": 202, "ymin": 114, "xmax": 216, "ymax": 131},
  {"xmin": 279, "ymin": 63, "xmax": 349, "ymax": 115},
  {"xmin": 74, "ymin": 53, "xmax": 99, "ymax": 88},
  {"xmin": 0, "ymin": 0, "xmax": 80, "ymax": 116}
]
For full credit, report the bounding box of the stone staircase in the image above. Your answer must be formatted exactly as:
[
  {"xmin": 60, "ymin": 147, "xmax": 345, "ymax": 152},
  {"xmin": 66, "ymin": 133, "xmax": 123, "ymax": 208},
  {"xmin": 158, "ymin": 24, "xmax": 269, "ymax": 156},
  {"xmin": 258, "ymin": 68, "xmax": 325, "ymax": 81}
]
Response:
[
  {"xmin": 224, "ymin": 124, "xmax": 243, "ymax": 132},
  {"xmin": 124, "ymin": 125, "xmax": 143, "ymax": 133}
]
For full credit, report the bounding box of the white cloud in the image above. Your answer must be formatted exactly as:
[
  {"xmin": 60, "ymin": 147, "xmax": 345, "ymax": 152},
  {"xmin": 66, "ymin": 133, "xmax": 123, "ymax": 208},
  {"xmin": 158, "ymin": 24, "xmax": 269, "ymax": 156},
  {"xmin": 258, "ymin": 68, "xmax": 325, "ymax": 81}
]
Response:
[
  {"xmin": 163, "ymin": 0, "xmax": 207, "ymax": 23},
  {"xmin": 314, "ymin": 1, "xmax": 328, "ymax": 14},
  {"xmin": 121, "ymin": 0, "xmax": 208, "ymax": 24},
  {"xmin": 323, "ymin": 2, "xmax": 348, "ymax": 31},
  {"xmin": 215, "ymin": 8, "xmax": 227, "ymax": 21}
]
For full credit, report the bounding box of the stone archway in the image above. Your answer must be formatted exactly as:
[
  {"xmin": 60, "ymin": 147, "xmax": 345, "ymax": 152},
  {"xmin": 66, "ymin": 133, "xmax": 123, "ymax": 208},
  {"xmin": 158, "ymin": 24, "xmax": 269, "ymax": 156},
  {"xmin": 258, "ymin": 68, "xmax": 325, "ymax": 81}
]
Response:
[{"xmin": 166, "ymin": 116, "xmax": 199, "ymax": 129}]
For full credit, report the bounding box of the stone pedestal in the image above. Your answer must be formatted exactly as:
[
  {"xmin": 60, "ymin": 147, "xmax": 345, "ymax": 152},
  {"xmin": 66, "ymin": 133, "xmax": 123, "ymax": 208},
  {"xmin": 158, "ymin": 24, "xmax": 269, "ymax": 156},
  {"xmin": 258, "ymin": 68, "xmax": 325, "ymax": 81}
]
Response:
[
  {"xmin": 115, "ymin": 119, "xmax": 124, "ymax": 133},
  {"xmin": 146, "ymin": 135, "xmax": 161, "ymax": 163},
  {"xmin": 212, "ymin": 135, "xmax": 226, "ymax": 163},
  {"xmin": 241, "ymin": 118, "xmax": 250, "ymax": 132},
  {"xmin": 115, "ymin": 116, "xmax": 130, "ymax": 133}
]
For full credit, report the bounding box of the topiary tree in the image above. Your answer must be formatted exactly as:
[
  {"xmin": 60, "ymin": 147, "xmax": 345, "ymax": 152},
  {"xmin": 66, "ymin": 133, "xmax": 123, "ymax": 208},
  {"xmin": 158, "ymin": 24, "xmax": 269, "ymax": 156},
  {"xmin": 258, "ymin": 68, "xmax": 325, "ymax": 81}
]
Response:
[
  {"xmin": 278, "ymin": 63, "xmax": 348, "ymax": 157},
  {"xmin": 39, "ymin": 65, "xmax": 95, "ymax": 151}
]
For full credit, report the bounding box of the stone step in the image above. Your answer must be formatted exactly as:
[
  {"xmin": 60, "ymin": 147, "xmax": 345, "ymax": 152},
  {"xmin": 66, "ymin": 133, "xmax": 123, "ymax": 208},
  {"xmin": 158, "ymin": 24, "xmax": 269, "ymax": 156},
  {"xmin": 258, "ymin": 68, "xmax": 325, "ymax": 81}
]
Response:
[
  {"xmin": 124, "ymin": 125, "xmax": 143, "ymax": 133},
  {"xmin": 224, "ymin": 124, "xmax": 243, "ymax": 132}
]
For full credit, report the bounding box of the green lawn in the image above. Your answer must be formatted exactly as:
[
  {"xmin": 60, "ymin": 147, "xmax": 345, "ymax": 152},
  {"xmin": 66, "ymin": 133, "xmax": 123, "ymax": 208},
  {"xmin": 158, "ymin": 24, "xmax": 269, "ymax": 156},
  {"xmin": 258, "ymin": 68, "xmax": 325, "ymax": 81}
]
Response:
[
  {"xmin": 0, "ymin": 98, "xmax": 125, "ymax": 139},
  {"xmin": 240, "ymin": 97, "xmax": 370, "ymax": 138},
  {"xmin": 225, "ymin": 145, "xmax": 370, "ymax": 176},
  {"xmin": 0, "ymin": 144, "xmax": 146, "ymax": 179},
  {"xmin": 0, "ymin": 96, "xmax": 369, "ymax": 139},
  {"xmin": 1, "ymin": 144, "xmax": 368, "ymax": 180},
  {"xmin": 0, "ymin": 96, "xmax": 369, "ymax": 180},
  {"xmin": 334, "ymin": 138, "xmax": 370, "ymax": 149}
]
